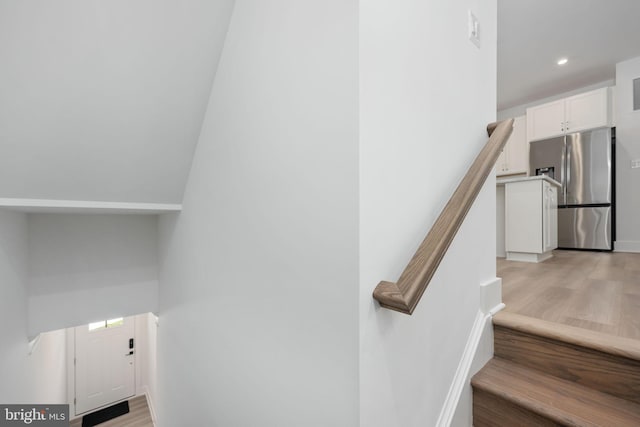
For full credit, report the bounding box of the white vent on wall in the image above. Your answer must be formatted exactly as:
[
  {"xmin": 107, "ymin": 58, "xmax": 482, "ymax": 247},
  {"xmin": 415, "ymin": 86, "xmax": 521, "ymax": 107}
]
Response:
[{"xmin": 634, "ymin": 77, "xmax": 640, "ymax": 111}]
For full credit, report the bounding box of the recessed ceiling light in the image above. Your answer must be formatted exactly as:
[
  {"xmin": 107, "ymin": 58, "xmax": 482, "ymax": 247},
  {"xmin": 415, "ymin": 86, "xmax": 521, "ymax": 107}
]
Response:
[{"xmin": 557, "ymin": 58, "xmax": 568, "ymax": 66}]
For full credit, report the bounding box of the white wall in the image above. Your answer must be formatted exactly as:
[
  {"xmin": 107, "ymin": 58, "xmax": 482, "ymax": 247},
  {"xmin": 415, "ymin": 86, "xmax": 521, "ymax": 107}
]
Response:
[
  {"xmin": 157, "ymin": 0, "xmax": 359, "ymax": 426},
  {"xmin": 28, "ymin": 214, "xmax": 159, "ymax": 336},
  {"xmin": 0, "ymin": 211, "xmax": 31, "ymax": 402},
  {"xmin": 0, "ymin": 211, "xmax": 67, "ymax": 404},
  {"xmin": 28, "ymin": 329, "xmax": 67, "ymax": 404},
  {"xmin": 450, "ymin": 314, "xmax": 494, "ymax": 427},
  {"xmin": 144, "ymin": 313, "xmax": 158, "ymax": 423},
  {"xmin": 135, "ymin": 312, "xmax": 158, "ymax": 423},
  {"xmin": 359, "ymin": 0, "xmax": 497, "ymax": 425},
  {"xmin": 0, "ymin": 0, "xmax": 234, "ymax": 203},
  {"xmin": 615, "ymin": 57, "xmax": 640, "ymax": 252}
]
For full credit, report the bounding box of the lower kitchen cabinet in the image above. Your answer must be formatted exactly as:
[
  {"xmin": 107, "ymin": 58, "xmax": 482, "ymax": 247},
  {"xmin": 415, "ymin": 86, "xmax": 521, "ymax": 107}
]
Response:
[{"xmin": 503, "ymin": 176, "xmax": 560, "ymax": 263}]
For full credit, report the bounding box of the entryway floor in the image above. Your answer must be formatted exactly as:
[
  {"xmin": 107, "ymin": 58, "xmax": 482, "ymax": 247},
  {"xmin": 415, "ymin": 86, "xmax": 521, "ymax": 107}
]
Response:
[
  {"xmin": 70, "ymin": 395, "xmax": 153, "ymax": 427},
  {"xmin": 498, "ymin": 250, "xmax": 640, "ymax": 341}
]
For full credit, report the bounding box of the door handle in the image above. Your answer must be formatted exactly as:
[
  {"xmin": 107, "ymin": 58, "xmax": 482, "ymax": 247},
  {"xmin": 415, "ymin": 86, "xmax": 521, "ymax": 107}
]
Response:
[
  {"xmin": 125, "ymin": 350, "xmax": 134, "ymax": 356},
  {"xmin": 566, "ymin": 143, "xmax": 571, "ymax": 202}
]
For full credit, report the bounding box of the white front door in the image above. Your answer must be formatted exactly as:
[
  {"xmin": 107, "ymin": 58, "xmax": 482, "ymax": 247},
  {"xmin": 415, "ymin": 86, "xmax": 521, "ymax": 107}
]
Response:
[{"xmin": 75, "ymin": 316, "xmax": 135, "ymax": 415}]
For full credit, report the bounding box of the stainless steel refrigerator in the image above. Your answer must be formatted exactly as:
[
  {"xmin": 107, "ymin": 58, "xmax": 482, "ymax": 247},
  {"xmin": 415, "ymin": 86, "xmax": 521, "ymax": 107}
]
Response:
[{"xmin": 529, "ymin": 128, "xmax": 615, "ymax": 250}]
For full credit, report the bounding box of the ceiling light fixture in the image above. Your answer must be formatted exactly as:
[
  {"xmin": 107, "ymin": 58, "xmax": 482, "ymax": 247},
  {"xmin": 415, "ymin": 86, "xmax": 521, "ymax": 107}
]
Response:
[{"xmin": 557, "ymin": 58, "xmax": 568, "ymax": 66}]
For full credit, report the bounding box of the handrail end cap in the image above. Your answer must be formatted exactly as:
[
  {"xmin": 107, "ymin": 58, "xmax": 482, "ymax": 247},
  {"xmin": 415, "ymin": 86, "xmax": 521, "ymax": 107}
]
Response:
[{"xmin": 373, "ymin": 281, "xmax": 414, "ymax": 315}]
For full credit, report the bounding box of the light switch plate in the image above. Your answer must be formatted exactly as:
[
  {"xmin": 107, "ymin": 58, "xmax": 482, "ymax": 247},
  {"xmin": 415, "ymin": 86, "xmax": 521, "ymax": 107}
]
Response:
[{"xmin": 468, "ymin": 10, "xmax": 480, "ymax": 48}]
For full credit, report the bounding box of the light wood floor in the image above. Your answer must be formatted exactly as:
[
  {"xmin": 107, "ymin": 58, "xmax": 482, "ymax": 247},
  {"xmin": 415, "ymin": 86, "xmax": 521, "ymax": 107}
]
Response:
[
  {"xmin": 498, "ymin": 250, "xmax": 640, "ymax": 341},
  {"xmin": 70, "ymin": 395, "xmax": 153, "ymax": 427}
]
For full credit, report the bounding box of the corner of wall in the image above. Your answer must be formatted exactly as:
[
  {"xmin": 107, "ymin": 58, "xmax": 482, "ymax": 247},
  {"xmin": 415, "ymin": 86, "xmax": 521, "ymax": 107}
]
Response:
[
  {"xmin": 615, "ymin": 56, "xmax": 640, "ymax": 246},
  {"xmin": 438, "ymin": 278, "xmax": 503, "ymax": 427},
  {"xmin": 0, "ymin": 210, "xmax": 30, "ymax": 402}
]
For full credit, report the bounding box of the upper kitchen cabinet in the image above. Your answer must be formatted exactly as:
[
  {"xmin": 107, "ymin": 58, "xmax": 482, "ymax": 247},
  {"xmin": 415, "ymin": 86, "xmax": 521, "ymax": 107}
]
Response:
[
  {"xmin": 525, "ymin": 99, "xmax": 565, "ymax": 141},
  {"xmin": 526, "ymin": 87, "xmax": 612, "ymax": 142},
  {"xmin": 496, "ymin": 115, "xmax": 528, "ymax": 176},
  {"xmin": 565, "ymin": 88, "xmax": 611, "ymax": 133}
]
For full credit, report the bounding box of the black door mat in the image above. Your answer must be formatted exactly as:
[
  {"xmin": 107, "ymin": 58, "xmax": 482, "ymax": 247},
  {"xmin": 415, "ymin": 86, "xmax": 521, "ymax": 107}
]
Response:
[{"xmin": 82, "ymin": 400, "xmax": 130, "ymax": 427}]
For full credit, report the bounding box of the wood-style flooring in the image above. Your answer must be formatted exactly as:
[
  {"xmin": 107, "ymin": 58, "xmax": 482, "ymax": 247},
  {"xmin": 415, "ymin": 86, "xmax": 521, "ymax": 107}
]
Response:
[
  {"xmin": 70, "ymin": 395, "xmax": 153, "ymax": 427},
  {"xmin": 498, "ymin": 250, "xmax": 640, "ymax": 341}
]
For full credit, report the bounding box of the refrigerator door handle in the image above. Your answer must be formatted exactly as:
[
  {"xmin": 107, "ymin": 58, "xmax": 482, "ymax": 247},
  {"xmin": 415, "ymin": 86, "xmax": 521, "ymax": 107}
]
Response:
[{"xmin": 565, "ymin": 142, "xmax": 571, "ymax": 204}]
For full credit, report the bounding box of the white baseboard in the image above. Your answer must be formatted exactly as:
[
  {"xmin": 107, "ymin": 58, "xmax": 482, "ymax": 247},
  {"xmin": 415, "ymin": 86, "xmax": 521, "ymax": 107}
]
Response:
[
  {"xmin": 615, "ymin": 240, "xmax": 640, "ymax": 253},
  {"xmin": 140, "ymin": 386, "xmax": 158, "ymax": 427},
  {"xmin": 506, "ymin": 251, "xmax": 552, "ymax": 263},
  {"xmin": 435, "ymin": 278, "xmax": 504, "ymax": 427}
]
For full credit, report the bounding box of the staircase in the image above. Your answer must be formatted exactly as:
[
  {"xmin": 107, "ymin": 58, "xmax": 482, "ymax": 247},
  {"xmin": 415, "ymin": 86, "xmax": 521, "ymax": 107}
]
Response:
[{"xmin": 471, "ymin": 311, "xmax": 640, "ymax": 426}]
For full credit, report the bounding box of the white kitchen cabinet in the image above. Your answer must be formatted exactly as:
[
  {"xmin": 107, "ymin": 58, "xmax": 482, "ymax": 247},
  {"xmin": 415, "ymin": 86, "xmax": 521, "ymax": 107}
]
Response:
[
  {"xmin": 496, "ymin": 184, "xmax": 506, "ymax": 258},
  {"xmin": 526, "ymin": 87, "xmax": 612, "ymax": 142},
  {"xmin": 496, "ymin": 115, "xmax": 528, "ymax": 176},
  {"xmin": 503, "ymin": 176, "xmax": 559, "ymax": 263},
  {"xmin": 565, "ymin": 88, "xmax": 611, "ymax": 134},
  {"xmin": 525, "ymin": 99, "xmax": 566, "ymax": 142}
]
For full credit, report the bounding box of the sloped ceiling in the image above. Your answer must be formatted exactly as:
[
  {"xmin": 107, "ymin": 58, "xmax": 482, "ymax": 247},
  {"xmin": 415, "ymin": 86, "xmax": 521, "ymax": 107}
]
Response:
[{"xmin": 0, "ymin": 0, "xmax": 235, "ymax": 203}]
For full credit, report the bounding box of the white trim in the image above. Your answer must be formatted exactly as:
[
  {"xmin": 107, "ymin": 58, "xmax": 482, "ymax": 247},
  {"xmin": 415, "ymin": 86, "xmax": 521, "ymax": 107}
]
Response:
[
  {"xmin": 435, "ymin": 279, "xmax": 504, "ymax": 427},
  {"xmin": 66, "ymin": 328, "xmax": 79, "ymax": 420},
  {"xmin": 140, "ymin": 386, "xmax": 158, "ymax": 427},
  {"xmin": 27, "ymin": 334, "xmax": 42, "ymax": 355},
  {"xmin": 480, "ymin": 278, "xmax": 503, "ymax": 316},
  {"xmin": 489, "ymin": 303, "xmax": 506, "ymax": 316},
  {"xmin": 615, "ymin": 240, "xmax": 640, "ymax": 253},
  {"xmin": 0, "ymin": 198, "xmax": 182, "ymax": 214},
  {"xmin": 506, "ymin": 251, "xmax": 553, "ymax": 263}
]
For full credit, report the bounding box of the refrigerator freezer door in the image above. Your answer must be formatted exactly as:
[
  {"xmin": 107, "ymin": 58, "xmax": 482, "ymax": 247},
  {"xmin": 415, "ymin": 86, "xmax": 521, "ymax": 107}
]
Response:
[
  {"xmin": 558, "ymin": 206, "xmax": 612, "ymax": 250},
  {"xmin": 565, "ymin": 129, "xmax": 612, "ymax": 205},
  {"xmin": 529, "ymin": 136, "xmax": 566, "ymax": 205}
]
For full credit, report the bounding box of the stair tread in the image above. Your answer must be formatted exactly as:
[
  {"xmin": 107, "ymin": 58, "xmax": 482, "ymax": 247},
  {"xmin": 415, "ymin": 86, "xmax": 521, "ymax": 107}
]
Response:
[
  {"xmin": 493, "ymin": 311, "xmax": 640, "ymax": 362},
  {"xmin": 472, "ymin": 358, "xmax": 640, "ymax": 426},
  {"xmin": 493, "ymin": 314, "xmax": 640, "ymax": 404}
]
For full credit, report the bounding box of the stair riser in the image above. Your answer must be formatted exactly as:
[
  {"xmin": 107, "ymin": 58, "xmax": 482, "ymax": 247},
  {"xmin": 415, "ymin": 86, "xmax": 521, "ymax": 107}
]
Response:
[
  {"xmin": 494, "ymin": 325, "xmax": 640, "ymax": 404},
  {"xmin": 472, "ymin": 389, "xmax": 561, "ymax": 427}
]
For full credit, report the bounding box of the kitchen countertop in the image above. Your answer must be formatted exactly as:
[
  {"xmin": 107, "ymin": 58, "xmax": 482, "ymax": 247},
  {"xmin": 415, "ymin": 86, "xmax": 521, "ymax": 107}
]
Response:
[{"xmin": 497, "ymin": 175, "xmax": 561, "ymax": 187}]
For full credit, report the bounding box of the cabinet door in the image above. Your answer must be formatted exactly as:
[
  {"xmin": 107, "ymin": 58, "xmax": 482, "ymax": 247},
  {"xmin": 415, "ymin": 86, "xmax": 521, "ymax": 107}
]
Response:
[
  {"xmin": 542, "ymin": 182, "xmax": 558, "ymax": 252},
  {"xmin": 526, "ymin": 99, "xmax": 565, "ymax": 142},
  {"xmin": 495, "ymin": 145, "xmax": 507, "ymax": 174},
  {"xmin": 565, "ymin": 88, "xmax": 610, "ymax": 133},
  {"xmin": 505, "ymin": 180, "xmax": 543, "ymax": 253},
  {"xmin": 549, "ymin": 185, "xmax": 558, "ymax": 249},
  {"xmin": 506, "ymin": 116, "xmax": 528, "ymax": 174},
  {"xmin": 497, "ymin": 115, "xmax": 528, "ymax": 176}
]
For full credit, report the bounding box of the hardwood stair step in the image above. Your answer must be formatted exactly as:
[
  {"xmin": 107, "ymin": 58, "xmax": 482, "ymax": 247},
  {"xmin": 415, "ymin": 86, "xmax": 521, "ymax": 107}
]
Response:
[
  {"xmin": 472, "ymin": 358, "xmax": 640, "ymax": 427},
  {"xmin": 493, "ymin": 311, "xmax": 640, "ymax": 361},
  {"xmin": 492, "ymin": 311, "xmax": 640, "ymax": 404}
]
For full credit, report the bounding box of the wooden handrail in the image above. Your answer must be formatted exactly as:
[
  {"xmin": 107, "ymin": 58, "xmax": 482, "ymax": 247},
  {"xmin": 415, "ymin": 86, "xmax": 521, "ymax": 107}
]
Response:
[{"xmin": 372, "ymin": 119, "xmax": 514, "ymax": 314}]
